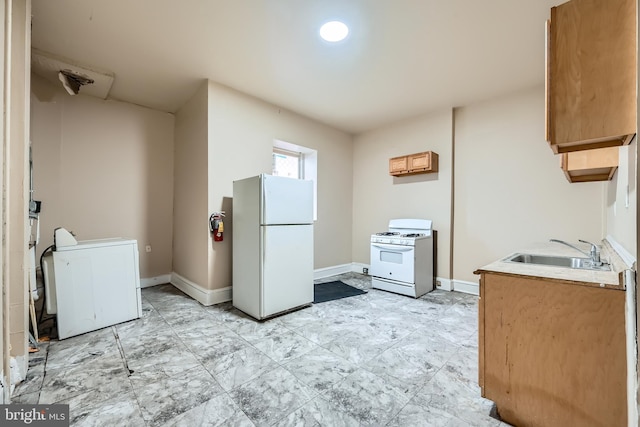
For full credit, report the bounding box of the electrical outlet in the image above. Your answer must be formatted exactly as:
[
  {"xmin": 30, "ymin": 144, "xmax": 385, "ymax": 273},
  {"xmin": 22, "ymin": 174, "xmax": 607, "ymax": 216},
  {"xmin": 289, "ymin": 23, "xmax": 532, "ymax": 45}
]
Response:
[
  {"xmin": 436, "ymin": 280, "xmax": 442, "ymax": 287},
  {"xmin": 145, "ymin": 245, "xmax": 152, "ymax": 253},
  {"xmin": 363, "ymin": 268, "xmax": 369, "ymax": 275}
]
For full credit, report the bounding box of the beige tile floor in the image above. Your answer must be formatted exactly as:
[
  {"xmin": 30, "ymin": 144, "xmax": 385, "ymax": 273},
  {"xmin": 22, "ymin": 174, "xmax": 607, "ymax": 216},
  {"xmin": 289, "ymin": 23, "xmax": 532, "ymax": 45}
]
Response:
[{"xmin": 12, "ymin": 273, "xmax": 507, "ymax": 426}]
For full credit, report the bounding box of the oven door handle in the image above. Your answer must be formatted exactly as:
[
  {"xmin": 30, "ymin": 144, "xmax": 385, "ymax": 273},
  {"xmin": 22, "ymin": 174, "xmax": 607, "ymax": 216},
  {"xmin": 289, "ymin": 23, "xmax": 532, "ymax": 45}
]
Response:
[{"xmin": 371, "ymin": 243, "xmax": 414, "ymax": 252}]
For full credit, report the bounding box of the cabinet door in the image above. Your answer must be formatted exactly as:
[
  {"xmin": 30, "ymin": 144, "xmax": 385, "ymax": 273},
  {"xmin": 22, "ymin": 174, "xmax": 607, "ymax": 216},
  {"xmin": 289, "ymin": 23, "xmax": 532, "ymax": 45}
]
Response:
[
  {"xmin": 481, "ymin": 273, "xmax": 626, "ymax": 427},
  {"xmin": 408, "ymin": 151, "xmax": 438, "ymax": 173},
  {"xmin": 408, "ymin": 152, "xmax": 429, "ymax": 171},
  {"xmin": 389, "ymin": 156, "xmax": 408, "ymax": 175},
  {"xmin": 547, "ymin": 0, "xmax": 636, "ymax": 153}
]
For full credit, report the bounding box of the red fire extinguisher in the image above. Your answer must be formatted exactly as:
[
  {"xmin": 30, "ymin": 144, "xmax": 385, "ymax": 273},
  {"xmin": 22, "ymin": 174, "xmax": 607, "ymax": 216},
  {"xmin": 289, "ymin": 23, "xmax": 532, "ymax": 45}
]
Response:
[{"xmin": 209, "ymin": 212, "xmax": 225, "ymax": 242}]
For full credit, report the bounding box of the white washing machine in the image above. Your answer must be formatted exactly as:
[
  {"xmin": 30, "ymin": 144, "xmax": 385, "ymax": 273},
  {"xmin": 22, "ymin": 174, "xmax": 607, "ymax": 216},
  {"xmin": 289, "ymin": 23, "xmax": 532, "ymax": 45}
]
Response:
[{"xmin": 43, "ymin": 229, "xmax": 142, "ymax": 339}]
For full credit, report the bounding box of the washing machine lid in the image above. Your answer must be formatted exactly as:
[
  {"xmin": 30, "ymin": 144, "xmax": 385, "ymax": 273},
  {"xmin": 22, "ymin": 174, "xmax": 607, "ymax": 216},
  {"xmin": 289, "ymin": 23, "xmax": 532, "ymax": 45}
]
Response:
[{"xmin": 55, "ymin": 238, "xmax": 137, "ymax": 251}]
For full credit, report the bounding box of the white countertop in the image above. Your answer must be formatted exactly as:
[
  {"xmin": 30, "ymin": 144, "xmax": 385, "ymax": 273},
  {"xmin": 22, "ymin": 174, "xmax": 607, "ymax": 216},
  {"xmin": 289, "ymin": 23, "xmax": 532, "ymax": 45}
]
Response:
[{"xmin": 475, "ymin": 240, "xmax": 631, "ymax": 290}]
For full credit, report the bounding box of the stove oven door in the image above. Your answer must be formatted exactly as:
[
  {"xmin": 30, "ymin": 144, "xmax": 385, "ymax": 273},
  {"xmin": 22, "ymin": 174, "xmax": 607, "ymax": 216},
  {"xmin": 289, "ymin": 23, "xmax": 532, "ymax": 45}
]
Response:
[{"xmin": 370, "ymin": 243, "xmax": 415, "ymax": 284}]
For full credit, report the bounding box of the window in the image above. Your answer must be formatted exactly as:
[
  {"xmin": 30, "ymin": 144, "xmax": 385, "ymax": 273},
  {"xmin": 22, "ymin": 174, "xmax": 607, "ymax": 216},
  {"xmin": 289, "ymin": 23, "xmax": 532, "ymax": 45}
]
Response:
[
  {"xmin": 272, "ymin": 148, "xmax": 301, "ymax": 179},
  {"xmin": 273, "ymin": 140, "xmax": 318, "ymax": 220}
]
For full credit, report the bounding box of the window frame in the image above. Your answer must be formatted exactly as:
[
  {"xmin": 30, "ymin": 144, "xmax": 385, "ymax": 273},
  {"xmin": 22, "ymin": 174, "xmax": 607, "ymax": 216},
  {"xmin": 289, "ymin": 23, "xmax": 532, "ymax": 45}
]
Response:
[
  {"xmin": 272, "ymin": 139, "xmax": 317, "ymax": 221},
  {"xmin": 272, "ymin": 147, "xmax": 302, "ymax": 179}
]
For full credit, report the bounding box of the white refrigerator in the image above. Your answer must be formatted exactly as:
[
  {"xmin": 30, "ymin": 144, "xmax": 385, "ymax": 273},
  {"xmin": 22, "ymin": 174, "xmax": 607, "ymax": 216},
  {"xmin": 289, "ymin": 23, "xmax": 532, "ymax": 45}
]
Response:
[{"xmin": 232, "ymin": 174, "xmax": 314, "ymax": 320}]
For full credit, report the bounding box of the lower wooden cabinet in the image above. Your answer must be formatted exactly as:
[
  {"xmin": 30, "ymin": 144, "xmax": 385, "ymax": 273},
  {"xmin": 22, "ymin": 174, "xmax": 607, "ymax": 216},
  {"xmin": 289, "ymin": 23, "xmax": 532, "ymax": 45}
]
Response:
[
  {"xmin": 478, "ymin": 272, "xmax": 626, "ymax": 427},
  {"xmin": 389, "ymin": 151, "xmax": 438, "ymax": 176}
]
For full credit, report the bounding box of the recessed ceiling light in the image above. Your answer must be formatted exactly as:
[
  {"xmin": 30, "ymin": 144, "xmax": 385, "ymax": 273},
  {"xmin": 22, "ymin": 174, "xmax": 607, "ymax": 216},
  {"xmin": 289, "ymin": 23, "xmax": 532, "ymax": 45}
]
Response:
[{"xmin": 320, "ymin": 21, "xmax": 349, "ymax": 42}]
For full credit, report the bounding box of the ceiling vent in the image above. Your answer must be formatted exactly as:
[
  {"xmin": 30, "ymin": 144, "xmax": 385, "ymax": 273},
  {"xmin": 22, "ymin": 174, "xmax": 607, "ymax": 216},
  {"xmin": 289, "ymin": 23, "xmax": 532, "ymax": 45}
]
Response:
[
  {"xmin": 58, "ymin": 69, "xmax": 94, "ymax": 95},
  {"xmin": 31, "ymin": 48, "xmax": 114, "ymax": 98}
]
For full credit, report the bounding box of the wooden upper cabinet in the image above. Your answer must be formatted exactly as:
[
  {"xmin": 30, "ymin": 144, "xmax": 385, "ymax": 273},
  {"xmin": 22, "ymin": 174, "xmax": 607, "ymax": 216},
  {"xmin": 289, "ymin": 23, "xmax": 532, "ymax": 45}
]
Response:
[
  {"xmin": 389, "ymin": 151, "xmax": 438, "ymax": 176},
  {"xmin": 389, "ymin": 156, "xmax": 408, "ymax": 175},
  {"xmin": 408, "ymin": 152, "xmax": 431, "ymax": 172},
  {"xmin": 546, "ymin": 0, "xmax": 636, "ymax": 153},
  {"xmin": 561, "ymin": 146, "xmax": 619, "ymax": 183}
]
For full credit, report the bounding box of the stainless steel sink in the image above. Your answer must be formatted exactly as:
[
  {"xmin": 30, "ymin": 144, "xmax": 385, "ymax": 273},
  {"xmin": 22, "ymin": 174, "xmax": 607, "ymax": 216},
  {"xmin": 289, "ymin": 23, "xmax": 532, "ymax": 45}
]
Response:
[{"xmin": 504, "ymin": 253, "xmax": 611, "ymax": 271}]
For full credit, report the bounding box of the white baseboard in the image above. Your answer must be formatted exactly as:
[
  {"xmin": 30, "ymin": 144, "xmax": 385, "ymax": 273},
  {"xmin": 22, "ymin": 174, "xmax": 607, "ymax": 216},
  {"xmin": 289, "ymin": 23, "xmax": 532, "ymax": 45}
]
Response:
[
  {"xmin": 314, "ymin": 264, "xmax": 353, "ymax": 280},
  {"xmin": 314, "ymin": 262, "xmax": 374, "ymax": 279},
  {"xmin": 168, "ymin": 263, "xmax": 479, "ymax": 305},
  {"xmin": 170, "ymin": 272, "xmax": 231, "ymax": 306},
  {"xmin": 453, "ymin": 279, "xmax": 479, "ymax": 296},
  {"xmin": 9, "ymin": 356, "xmax": 27, "ymax": 396},
  {"xmin": 435, "ymin": 277, "xmax": 453, "ymax": 291},
  {"xmin": 140, "ymin": 274, "xmax": 172, "ymax": 288},
  {"xmin": 350, "ymin": 262, "xmax": 370, "ymax": 275}
]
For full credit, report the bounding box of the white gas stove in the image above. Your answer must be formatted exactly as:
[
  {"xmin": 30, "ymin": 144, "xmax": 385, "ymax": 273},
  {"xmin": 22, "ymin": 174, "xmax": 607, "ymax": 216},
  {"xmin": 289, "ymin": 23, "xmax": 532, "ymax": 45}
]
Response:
[{"xmin": 370, "ymin": 219, "xmax": 434, "ymax": 298}]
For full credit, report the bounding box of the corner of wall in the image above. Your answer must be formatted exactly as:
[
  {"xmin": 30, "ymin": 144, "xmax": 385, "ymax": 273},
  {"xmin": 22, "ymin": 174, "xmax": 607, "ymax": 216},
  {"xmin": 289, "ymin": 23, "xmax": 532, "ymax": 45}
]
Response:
[{"xmin": 171, "ymin": 272, "xmax": 231, "ymax": 306}]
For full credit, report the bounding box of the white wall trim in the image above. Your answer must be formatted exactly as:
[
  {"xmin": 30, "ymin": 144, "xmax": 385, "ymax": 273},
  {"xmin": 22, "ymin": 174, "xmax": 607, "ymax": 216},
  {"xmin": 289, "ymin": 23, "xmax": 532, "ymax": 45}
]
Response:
[
  {"xmin": 606, "ymin": 234, "xmax": 637, "ymax": 268},
  {"xmin": 350, "ymin": 262, "xmax": 370, "ymax": 275},
  {"xmin": 453, "ymin": 279, "xmax": 479, "ymax": 296},
  {"xmin": 623, "ymin": 269, "xmax": 638, "ymax": 427},
  {"xmin": 140, "ymin": 274, "xmax": 172, "ymax": 288},
  {"xmin": 314, "ymin": 264, "xmax": 353, "ymax": 280},
  {"xmin": 435, "ymin": 277, "xmax": 453, "ymax": 291},
  {"xmin": 170, "ymin": 272, "xmax": 231, "ymax": 306}
]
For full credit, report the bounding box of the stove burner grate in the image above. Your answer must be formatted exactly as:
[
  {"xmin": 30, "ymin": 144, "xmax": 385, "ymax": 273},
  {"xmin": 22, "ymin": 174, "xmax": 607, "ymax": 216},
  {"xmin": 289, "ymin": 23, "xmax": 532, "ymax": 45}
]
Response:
[
  {"xmin": 402, "ymin": 233, "xmax": 426, "ymax": 238},
  {"xmin": 376, "ymin": 232, "xmax": 400, "ymax": 236}
]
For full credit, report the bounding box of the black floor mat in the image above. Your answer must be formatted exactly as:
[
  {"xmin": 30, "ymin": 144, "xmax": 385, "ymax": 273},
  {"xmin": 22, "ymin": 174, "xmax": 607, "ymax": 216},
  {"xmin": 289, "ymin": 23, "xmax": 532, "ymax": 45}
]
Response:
[{"xmin": 314, "ymin": 281, "xmax": 366, "ymax": 304}]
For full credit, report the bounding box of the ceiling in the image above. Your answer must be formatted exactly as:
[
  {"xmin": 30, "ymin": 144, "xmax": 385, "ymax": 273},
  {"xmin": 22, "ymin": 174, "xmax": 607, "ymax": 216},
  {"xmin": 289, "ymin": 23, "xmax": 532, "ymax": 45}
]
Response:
[{"xmin": 30, "ymin": 0, "xmax": 560, "ymax": 135}]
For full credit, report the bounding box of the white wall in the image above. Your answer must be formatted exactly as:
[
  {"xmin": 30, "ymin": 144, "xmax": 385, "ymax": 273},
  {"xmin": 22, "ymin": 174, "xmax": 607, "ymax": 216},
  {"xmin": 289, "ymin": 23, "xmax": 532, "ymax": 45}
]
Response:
[
  {"xmin": 352, "ymin": 110, "xmax": 453, "ymax": 279},
  {"xmin": 6, "ymin": 0, "xmax": 31, "ymax": 389},
  {"xmin": 0, "ymin": 0, "xmax": 5, "ymax": 400},
  {"xmin": 30, "ymin": 75, "xmax": 175, "ymax": 280},
  {"xmin": 606, "ymin": 137, "xmax": 637, "ymax": 260},
  {"xmin": 207, "ymin": 80, "xmax": 353, "ymax": 290},
  {"xmin": 453, "ymin": 85, "xmax": 605, "ymax": 283},
  {"xmin": 350, "ymin": 90, "xmax": 604, "ymax": 287}
]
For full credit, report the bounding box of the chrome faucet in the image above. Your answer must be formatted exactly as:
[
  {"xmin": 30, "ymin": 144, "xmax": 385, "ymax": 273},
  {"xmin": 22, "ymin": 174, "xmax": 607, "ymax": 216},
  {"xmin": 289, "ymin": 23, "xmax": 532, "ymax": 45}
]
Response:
[
  {"xmin": 578, "ymin": 240, "xmax": 602, "ymax": 265},
  {"xmin": 549, "ymin": 239, "xmax": 603, "ymax": 266}
]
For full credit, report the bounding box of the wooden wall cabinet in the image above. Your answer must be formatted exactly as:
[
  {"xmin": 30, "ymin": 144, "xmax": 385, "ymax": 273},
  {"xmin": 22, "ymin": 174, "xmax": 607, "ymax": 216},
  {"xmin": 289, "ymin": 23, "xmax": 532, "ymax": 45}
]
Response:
[
  {"xmin": 478, "ymin": 272, "xmax": 626, "ymax": 427},
  {"xmin": 546, "ymin": 0, "xmax": 636, "ymax": 153},
  {"xmin": 389, "ymin": 156, "xmax": 408, "ymax": 175},
  {"xmin": 561, "ymin": 146, "xmax": 619, "ymax": 183},
  {"xmin": 389, "ymin": 151, "xmax": 438, "ymax": 176}
]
